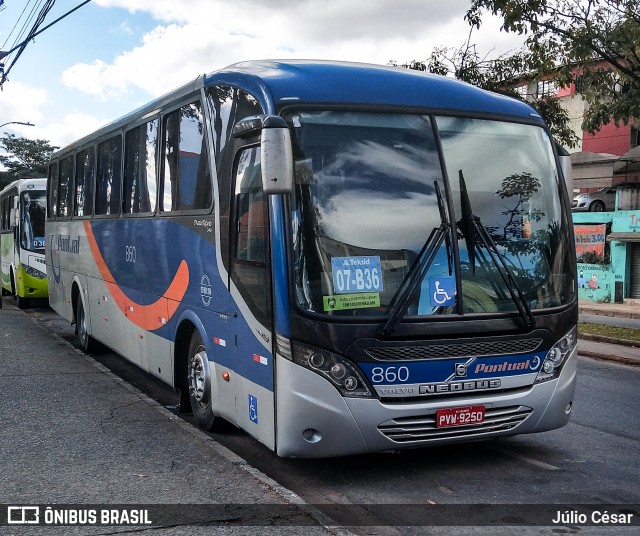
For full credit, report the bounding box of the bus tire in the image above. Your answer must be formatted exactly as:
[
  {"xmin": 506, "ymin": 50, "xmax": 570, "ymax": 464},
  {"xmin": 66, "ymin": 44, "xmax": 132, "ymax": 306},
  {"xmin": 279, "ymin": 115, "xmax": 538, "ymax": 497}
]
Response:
[
  {"xmin": 10, "ymin": 270, "xmax": 16, "ymax": 299},
  {"xmin": 76, "ymin": 294, "xmax": 96, "ymax": 353},
  {"xmin": 187, "ymin": 330, "xmax": 218, "ymax": 431},
  {"xmin": 16, "ymin": 295, "xmax": 29, "ymax": 309}
]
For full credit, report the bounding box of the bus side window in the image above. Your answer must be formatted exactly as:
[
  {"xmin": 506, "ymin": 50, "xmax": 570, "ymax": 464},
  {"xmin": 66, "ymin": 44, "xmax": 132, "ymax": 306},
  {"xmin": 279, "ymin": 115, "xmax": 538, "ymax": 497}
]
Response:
[
  {"xmin": 57, "ymin": 156, "xmax": 74, "ymax": 218},
  {"xmin": 230, "ymin": 146, "xmax": 272, "ymax": 329},
  {"xmin": 47, "ymin": 162, "xmax": 58, "ymax": 219},
  {"xmin": 161, "ymin": 101, "xmax": 211, "ymax": 213},
  {"xmin": 124, "ymin": 119, "xmax": 158, "ymax": 214},
  {"xmin": 205, "ymin": 86, "xmax": 264, "ymax": 275},
  {"xmin": 1, "ymin": 196, "xmax": 8, "ymax": 230},
  {"xmin": 235, "ymin": 149, "xmax": 266, "ymax": 262},
  {"xmin": 95, "ymin": 135, "xmax": 122, "ymax": 216},
  {"xmin": 75, "ymin": 147, "xmax": 95, "ymax": 217}
]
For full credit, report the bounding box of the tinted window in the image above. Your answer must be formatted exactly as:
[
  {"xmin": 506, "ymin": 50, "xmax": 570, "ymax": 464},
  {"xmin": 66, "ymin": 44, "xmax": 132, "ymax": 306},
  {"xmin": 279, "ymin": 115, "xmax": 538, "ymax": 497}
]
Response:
[
  {"xmin": 58, "ymin": 157, "xmax": 74, "ymax": 218},
  {"xmin": 205, "ymin": 86, "xmax": 263, "ymax": 272},
  {"xmin": 161, "ymin": 102, "xmax": 211, "ymax": 213},
  {"xmin": 95, "ymin": 136, "xmax": 122, "ymax": 216},
  {"xmin": 205, "ymin": 86, "xmax": 263, "ymax": 170},
  {"xmin": 75, "ymin": 147, "xmax": 95, "ymax": 217},
  {"xmin": 124, "ymin": 120, "xmax": 158, "ymax": 214},
  {"xmin": 234, "ymin": 148, "xmax": 267, "ymax": 263},
  {"xmin": 1, "ymin": 196, "xmax": 8, "ymax": 230},
  {"xmin": 230, "ymin": 146, "xmax": 271, "ymax": 328},
  {"xmin": 20, "ymin": 190, "xmax": 46, "ymax": 252},
  {"xmin": 47, "ymin": 162, "xmax": 59, "ymax": 219}
]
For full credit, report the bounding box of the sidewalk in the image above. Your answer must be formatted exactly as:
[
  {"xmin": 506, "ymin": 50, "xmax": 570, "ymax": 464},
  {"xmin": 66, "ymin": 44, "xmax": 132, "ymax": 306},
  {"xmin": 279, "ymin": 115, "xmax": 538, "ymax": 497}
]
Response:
[
  {"xmin": 0, "ymin": 306, "xmax": 342, "ymax": 534},
  {"xmin": 578, "ymin": 298, "xmax": 640, "ymax": 367},
  {"xmin": 579, "ymin": 297, "xmax": 640, "ymax": 319}
]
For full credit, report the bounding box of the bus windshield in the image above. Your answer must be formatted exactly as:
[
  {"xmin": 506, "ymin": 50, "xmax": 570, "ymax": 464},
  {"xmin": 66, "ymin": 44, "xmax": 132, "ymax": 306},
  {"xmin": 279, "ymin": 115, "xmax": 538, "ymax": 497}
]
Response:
[
  {"xmin": 287, "ymin": 111, "xmax": 575, "ymax": 319},
  {"xmin": 20, "ymin": 190, "xmax": 46, "ymax": 253}
]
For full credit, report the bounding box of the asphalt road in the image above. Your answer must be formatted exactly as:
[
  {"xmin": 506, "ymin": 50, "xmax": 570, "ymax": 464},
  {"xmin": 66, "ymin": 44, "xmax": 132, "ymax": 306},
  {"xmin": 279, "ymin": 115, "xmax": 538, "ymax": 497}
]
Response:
[{"xmin": 7, "ymin": 299, "xmax": 640, "ymax": 535}]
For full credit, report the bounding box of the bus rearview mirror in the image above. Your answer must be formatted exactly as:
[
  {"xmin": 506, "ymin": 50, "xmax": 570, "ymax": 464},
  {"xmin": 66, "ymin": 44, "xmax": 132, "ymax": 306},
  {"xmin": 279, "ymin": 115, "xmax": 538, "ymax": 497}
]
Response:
[
  {"xmin": 261, "ymin": 127, "xmax": 294, "ymax": 194},
  {"xmin": 9, "ymin": 208, "xmax": 18, "ymax": 227}
]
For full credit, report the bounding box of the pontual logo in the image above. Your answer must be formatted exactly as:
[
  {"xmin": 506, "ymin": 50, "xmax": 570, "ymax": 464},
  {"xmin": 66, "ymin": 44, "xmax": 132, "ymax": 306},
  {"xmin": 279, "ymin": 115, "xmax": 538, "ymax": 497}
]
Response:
[
  {"xmin": 56, "ymin": 235, "xmax": 81, "ymax": 254},
  {"xmin": 474, "ymin": 357, "xmax": 540, "ymax": 374}
]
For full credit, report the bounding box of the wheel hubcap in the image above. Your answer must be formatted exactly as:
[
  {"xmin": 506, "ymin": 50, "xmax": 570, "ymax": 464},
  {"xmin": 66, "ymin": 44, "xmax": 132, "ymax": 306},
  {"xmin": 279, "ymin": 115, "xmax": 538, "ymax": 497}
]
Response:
[
  {"xmin": 189, "ymin": 348, "xmax": 210, "ymax": 405},
  {"xmin": 79, "ymin": 312, "xmax": 86, "ymax": 340}
]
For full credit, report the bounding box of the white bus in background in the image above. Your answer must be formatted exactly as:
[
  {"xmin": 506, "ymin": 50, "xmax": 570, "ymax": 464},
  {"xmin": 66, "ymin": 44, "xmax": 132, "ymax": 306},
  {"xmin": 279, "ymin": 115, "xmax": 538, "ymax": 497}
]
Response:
[{"xmin": 1, "ymin": 178, "xmax": 48, "ymax": 308}]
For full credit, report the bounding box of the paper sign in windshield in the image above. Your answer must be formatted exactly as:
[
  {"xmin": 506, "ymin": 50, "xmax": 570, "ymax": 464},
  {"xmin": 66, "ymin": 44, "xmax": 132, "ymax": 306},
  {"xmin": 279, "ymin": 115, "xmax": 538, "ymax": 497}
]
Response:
[
  {"xmin": 331, "ymin": 256, "xmax": 383, "ymax": 295},
  {"xmin": 323, "ymin": 293, "xmax": 380, "ymax": 311}
]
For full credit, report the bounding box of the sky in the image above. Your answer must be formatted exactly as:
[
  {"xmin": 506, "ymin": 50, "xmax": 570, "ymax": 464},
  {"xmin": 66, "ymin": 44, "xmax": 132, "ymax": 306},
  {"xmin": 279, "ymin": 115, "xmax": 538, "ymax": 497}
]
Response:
[{"xmin": 0, "ymin": 0, "xmax": 525, "ymax": 151}]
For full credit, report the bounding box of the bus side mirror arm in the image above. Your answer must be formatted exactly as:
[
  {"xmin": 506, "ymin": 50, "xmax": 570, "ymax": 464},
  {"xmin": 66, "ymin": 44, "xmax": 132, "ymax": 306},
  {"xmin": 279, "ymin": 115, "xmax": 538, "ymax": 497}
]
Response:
[{"xmin": 233, "ymin": 114, "xmax": 294, "ymax": 195}]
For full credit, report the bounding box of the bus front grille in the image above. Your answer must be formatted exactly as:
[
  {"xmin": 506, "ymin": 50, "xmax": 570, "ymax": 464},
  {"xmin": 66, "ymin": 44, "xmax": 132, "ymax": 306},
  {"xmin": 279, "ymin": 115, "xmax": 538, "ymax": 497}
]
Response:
[
  {"xmin": 365, "ymin": 339, "xmax": 543, "ymax": 361},
  {"xmin": 378, "ymin": 405, "xmax": 533, "ymax": 443}
]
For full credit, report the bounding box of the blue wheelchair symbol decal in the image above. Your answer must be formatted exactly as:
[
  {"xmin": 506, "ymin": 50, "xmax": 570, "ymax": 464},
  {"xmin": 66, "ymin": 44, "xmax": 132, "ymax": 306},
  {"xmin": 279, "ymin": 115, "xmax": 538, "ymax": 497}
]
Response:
[
  {"xmin": 248, "ymin": 394, "xmax": 258, "ymax": 424},
  {"xmin": 429, "ymin": 277, "xmax": 456, "ymax": 307}
]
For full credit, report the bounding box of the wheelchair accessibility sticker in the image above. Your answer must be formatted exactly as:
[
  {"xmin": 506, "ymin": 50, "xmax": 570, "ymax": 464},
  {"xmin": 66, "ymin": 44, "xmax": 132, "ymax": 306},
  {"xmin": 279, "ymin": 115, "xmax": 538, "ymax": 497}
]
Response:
[
  {"xmin": 248, "ymin": 394, "xmax": 258, "ymax": 424},
  {"xmin": 429, "ymin": 277, "xmax": 456, "ymax": 307}
]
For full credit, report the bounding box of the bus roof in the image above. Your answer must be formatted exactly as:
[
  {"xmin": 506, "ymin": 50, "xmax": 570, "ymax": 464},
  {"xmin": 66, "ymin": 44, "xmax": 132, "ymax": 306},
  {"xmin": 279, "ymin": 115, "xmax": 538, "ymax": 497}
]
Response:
[
  {"xmin": 210, "ymin": 60, "xmax": 544, "ymax": 122},
  {"xmin": 0, "ymin": 177, "xmax": 46, "ymax": 196},
  {"xmin": 52, "ymin": 59, "xmax": 545, "ymax": 157}
]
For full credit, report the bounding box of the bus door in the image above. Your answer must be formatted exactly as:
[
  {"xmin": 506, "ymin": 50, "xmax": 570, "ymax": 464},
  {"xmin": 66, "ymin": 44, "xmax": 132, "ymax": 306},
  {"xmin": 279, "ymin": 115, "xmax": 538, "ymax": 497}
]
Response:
[
  {"xmin": 10, "ymin": 195, "xmax": 19, "ymax": 261},
  {"xmin": 226, "ymin": 142, "xmax": 275, "ymax": 449}
]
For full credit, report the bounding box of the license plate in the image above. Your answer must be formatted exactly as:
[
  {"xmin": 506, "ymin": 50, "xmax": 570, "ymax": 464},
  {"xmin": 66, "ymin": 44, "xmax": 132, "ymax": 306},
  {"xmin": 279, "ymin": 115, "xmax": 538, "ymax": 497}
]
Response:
[{"xmin": 436, "ymin": 405, "xmax": 486, "ymax": 428}]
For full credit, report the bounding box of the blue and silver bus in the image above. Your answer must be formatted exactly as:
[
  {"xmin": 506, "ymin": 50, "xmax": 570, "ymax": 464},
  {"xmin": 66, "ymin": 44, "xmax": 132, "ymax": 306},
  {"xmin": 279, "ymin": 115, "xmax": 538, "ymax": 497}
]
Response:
[{"xmin": 46, "ymin": 60, "xmax": 577, "ymax": 457}]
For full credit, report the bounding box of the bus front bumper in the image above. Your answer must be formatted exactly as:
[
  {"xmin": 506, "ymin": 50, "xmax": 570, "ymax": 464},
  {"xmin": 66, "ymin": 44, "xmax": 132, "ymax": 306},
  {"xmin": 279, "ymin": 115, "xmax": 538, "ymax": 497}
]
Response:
[{"xmin": 275, "ymin": 349, "xmax": 577, "ymax": 458}]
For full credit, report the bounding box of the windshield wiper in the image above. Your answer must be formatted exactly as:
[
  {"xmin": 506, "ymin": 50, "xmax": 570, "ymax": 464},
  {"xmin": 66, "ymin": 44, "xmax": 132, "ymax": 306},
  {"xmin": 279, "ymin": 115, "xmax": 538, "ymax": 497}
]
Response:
[
  {"xmin": 379, "ymin": 181, "xmax": 453, "ymax": 336},
  {"xmin": 458, "ymin": 170, "xmax": 536, "ymax": 329}
]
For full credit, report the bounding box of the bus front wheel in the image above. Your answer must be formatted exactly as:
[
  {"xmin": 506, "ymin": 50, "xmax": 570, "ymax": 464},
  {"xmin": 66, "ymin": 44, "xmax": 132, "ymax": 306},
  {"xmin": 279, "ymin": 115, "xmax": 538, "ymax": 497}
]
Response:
[
  {"xmin": 76, "ymin": 294, "xmax": 97, "ymax": 353},
  {"xmin": 187, "ymin": 331, "xmax": 218, "ymax": 431}
]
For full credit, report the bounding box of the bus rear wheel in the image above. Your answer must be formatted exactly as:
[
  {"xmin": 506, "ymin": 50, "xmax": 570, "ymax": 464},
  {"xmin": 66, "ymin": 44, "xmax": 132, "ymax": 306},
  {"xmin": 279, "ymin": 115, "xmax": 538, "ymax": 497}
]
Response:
[
  {"xmin": 76, "ymin": 294, "xmax": 97, "ymax": 353},
  {"xmin": 187, "ymin": 331, "xmax": 218, "ymax": 431}
]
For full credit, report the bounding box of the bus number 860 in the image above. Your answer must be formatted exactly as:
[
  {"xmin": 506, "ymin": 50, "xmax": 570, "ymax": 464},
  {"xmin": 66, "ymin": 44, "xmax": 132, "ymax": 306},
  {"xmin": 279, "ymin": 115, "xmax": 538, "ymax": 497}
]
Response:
[
  {"xmin": 125, "ymin": 245, "xmax": 137, "ymax": 263},
  {"xmin": 371, "ymin": 366, "xmax": 410, "ymax": 384}
]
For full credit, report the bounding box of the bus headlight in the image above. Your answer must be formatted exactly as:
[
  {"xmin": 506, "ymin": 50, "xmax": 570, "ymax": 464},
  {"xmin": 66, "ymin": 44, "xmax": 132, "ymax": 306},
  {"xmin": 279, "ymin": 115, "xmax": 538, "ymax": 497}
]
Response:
[
  {"xmin": 535, "ymin": 326, "xmax": 577, "ymax": 383},
  {"xmin": 23, "ymin": 264, "xmax": 46, "ymax": 279},
  {"xmin": 292, "ymin": 342, "xmax": 373, "ymax": 398}
]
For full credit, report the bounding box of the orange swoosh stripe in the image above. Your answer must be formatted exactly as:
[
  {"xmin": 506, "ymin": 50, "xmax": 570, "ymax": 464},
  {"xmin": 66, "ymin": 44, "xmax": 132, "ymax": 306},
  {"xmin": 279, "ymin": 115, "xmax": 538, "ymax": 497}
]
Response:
[{"xmin": 84, "ymin": 221, "xmax": 189, "ymax": 331}]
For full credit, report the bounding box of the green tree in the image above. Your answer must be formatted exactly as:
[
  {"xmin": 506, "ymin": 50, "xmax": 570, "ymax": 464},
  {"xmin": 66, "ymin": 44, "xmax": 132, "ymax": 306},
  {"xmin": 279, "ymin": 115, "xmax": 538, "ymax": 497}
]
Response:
[
  {"xmin": 0, "ymin": 133, "xmax": 57, "ymax": 188},
  {"xmin": 467, "ymin": 0, "xmax": 640, "ymax": 133},
  {"xmin": 390, "ymin": 31, "xmax": 580, "ymax": 148}
]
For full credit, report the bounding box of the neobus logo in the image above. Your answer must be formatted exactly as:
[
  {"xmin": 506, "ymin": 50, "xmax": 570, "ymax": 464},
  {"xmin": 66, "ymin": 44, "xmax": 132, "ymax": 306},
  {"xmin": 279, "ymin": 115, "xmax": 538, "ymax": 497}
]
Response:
[
  {"xmin": 419, "ymin": 379, "xmax": 502, "ymax": 395},
  {"xmin": 53, "ymin": 234, "xmax": 81, "ymax": 254}
]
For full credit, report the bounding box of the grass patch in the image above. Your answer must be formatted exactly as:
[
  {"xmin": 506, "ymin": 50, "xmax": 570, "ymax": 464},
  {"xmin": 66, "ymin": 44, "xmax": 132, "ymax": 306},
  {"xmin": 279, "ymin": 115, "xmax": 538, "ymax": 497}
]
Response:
[{"xmin": 578, "ymin": 322, "xmax": 640, "ymax": 343}]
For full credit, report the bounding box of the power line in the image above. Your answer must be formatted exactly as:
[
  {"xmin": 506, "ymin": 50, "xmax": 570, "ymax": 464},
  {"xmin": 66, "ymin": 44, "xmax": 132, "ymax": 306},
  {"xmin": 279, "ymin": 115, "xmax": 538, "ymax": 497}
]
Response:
[
  {"xmin": 2, "ymin": 1, "xmax": 39, "ymax": 49},
  {"xmin": 2, "ymin": 0, "xmax": 55, "ymax": 83},
  {"xmin": 7, "ymin": 1, "xmax": 50, "ymax": 57},
  {"xmin": 0, "ymin": 0, "xmax": 93, "ymax": 89}
]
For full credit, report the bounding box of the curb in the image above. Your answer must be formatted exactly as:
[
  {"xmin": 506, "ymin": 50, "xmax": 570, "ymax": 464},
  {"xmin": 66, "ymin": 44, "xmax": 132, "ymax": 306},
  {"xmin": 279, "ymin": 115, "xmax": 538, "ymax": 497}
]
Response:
[
  {"xmin": 578, "ymin": 333, "xmax": 640, "ymax": 348},
  {"xmin": 578, "ymin": 348, "xmax": 640, "ymax": 368},
  {"xmin": 579, "ymin": 307, "xmax": 640, "ymax": 320}
]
